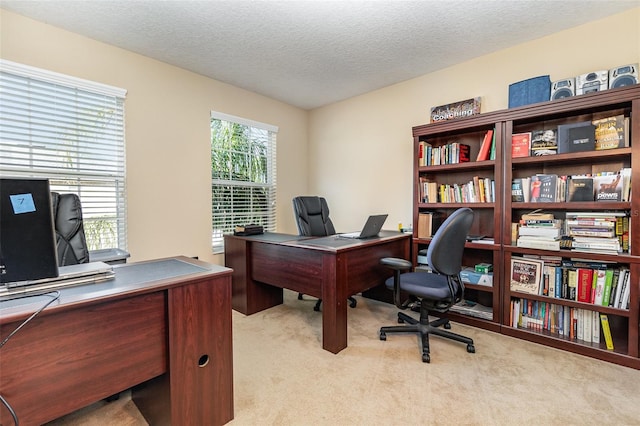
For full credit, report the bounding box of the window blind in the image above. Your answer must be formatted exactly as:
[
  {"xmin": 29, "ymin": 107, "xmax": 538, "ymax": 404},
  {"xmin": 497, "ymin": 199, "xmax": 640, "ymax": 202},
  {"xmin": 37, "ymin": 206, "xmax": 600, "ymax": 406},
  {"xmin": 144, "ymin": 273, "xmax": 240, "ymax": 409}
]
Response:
[
  {"xmin": 211, "ymin": 111, "xmax": 277, "ymax": 253},
  {"xmin": 0, "ymin": 60, "xmax": 127, "ymax": 251}
]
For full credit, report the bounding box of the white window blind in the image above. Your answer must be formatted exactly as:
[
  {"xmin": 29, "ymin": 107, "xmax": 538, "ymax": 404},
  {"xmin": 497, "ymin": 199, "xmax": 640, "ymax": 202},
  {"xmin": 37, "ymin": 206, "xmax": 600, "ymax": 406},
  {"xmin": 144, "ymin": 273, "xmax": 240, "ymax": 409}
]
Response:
[
  {"xmin": 0, "ymin": 60, "xmax": 127, "ymax": 251},
  {"xmin": 211, "ymin": 111, "xmax": 277, "ymax": 253}
]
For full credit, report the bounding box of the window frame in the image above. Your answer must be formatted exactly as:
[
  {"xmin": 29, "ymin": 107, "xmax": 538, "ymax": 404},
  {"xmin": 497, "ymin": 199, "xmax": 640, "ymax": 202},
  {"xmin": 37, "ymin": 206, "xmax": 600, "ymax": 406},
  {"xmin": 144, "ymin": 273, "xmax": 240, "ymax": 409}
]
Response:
[
  {"xmin": 210, "ymin": 111, "xmax": 278, "ymax": 253},
  {"xmin": 0, "ymin": 59, "xmax": 128, "ymax": 252}
]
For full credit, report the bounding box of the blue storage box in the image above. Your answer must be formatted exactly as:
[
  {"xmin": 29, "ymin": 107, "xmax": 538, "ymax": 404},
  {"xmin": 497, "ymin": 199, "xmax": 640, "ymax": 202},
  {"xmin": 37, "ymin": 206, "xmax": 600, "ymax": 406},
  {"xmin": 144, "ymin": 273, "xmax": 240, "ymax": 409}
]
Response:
[{"xmin": 508, "ymin": 75, "xmax": 551, "ymax": 108}]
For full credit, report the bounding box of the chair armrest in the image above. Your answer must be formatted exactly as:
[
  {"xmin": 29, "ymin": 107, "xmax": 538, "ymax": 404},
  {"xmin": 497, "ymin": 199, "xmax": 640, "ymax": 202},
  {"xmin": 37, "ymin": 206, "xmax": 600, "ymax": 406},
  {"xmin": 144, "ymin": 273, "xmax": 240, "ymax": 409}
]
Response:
[{"xmin": 379, "ymin": 257, "xmax": 413, "ymax": 271}]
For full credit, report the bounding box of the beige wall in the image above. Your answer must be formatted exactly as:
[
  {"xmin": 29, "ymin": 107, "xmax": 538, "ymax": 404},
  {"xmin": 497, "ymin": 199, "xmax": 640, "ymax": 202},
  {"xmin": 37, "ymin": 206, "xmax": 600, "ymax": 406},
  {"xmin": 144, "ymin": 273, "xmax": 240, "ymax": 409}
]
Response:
[
  {"xmin": 309, "ymin": 8, "xmax": 640, "ymax": 233},
  {"xmin": 0, "ymin": 9, "xmax": 309, "ymax": 264},
  {"xmin": 2, "ymin": 8, "xmax": 639, "ymax": 263}
]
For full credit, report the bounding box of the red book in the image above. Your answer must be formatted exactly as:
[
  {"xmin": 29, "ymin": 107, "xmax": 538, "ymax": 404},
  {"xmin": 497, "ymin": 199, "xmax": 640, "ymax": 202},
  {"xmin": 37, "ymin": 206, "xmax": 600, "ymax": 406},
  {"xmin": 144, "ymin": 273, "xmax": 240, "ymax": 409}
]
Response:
[
  {"xmin": 476, "ymin": 129, "xmax": 494, "ymax": 161},
  {"xmin": 511, "ymin": 132, "xmax": 531, "ymax": 158},
  {"xmin": 576, "ymin": 268, "xmax": 594, "ymax": 302}
]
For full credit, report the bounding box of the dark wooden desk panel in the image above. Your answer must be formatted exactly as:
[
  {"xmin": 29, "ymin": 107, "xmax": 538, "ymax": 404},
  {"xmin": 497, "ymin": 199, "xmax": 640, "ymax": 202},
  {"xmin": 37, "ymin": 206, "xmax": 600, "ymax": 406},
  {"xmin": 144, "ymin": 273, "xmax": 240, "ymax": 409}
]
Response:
[
  {"xmin": 225, "ymin": 232, "xmax": 410, "ymax": 353},
  {"xmin": 0, "ymin": 292, "xmax": 166, "ymax": 426},
  {"xmin": 0, "ymin": 256, "xmax": 233, "ymax": 426}
]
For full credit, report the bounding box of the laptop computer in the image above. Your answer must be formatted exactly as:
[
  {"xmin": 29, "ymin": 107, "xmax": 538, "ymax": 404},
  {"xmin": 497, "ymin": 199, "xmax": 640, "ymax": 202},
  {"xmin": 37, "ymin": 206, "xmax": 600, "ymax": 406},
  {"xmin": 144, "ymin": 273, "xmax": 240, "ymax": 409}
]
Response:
[
  {"xmin": 0, "ymin": 261, "xmax": 114, "ymax": 299},
  {"xmin": 338, "ymin": 214, "xmax": 388, "ymax": 239}
]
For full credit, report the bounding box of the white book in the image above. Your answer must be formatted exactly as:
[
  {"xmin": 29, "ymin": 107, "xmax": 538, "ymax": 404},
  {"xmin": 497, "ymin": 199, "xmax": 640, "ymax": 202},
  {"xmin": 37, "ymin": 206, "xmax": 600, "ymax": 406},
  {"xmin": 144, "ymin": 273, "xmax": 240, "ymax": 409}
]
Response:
[
  {"xmin": 592, "ymin": 311, "xmax": 600, "ymax": 344},
  {"xmin": 583, "ymin": 309, "xmax": 592, "ymax": 343}
]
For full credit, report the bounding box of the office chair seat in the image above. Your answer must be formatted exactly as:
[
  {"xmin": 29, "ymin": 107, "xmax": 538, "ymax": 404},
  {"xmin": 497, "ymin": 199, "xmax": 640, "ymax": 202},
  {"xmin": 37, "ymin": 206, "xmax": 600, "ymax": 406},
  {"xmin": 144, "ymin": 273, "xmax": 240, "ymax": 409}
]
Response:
[{"xmin": 385, "ymin": 272, "xmax": 454, "ymax": 301}]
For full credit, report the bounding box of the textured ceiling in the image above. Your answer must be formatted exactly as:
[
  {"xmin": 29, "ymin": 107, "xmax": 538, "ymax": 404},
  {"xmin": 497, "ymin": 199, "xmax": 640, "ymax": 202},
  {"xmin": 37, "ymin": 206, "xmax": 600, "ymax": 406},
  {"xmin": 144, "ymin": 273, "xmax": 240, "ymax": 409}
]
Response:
[{"xmin": 1, "ymin": 0, "xmax": 638, "ymax": 109}]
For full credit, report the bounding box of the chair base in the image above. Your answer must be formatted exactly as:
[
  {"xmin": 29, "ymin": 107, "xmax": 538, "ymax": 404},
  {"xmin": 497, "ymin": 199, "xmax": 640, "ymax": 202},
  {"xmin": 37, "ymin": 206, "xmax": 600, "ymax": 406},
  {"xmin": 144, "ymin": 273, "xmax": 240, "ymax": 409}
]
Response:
[
  {"xmin": 379, "ymin": 311, "xmax": 475, "ymax": 363},
  {"xmin": 298, "ymin": 293, "xmax": 357, "ymax": 311}
]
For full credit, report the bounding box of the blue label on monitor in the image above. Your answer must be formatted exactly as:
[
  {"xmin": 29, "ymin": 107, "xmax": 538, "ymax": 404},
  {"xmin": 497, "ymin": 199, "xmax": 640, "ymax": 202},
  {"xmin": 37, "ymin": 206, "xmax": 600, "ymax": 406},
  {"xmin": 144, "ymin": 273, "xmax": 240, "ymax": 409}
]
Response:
[{"xmin": 10, "ymin": 193, "xmax": 36, "ymax": 214}]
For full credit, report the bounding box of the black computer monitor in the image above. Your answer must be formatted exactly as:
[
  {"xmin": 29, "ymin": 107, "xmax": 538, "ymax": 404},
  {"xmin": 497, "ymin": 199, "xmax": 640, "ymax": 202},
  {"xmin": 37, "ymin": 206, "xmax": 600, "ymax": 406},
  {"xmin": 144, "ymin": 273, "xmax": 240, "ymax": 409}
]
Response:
[{"xmin": 0, "ymin": 177, "xmax": 59, "ymax": 283}]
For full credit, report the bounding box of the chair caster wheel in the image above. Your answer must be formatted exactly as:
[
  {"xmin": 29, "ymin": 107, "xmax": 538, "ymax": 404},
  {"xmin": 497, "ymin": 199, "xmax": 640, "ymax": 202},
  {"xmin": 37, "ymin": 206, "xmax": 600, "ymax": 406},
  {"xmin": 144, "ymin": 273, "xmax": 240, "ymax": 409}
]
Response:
[
  {"xmin": 349, "ymin": 299, "xmax": 357, "ymax": 308},
  {"xmin": 467, "ymin": 344, "xmax": 475, "ymax": 353},
  {"xmin": 422, "ymin": 353, "xmax": 430, "ymax": 363},
  {"xmin": 298, "ymin": 293, "xmax": 304, "ymax": 300},
  {"xmin": 444, "ymin": 322, "xmax": 451, "ymax": 329},
  {"xmin": 397, "ymin": 317, "xmax": 404, "ymax": 324},
  {"xmin": 379, "ymin": 332, "xmax": 386, "ymax": 341},
  {"xmin": 313, "ymin": 305, "xmax": 320, "ymax": 312}
]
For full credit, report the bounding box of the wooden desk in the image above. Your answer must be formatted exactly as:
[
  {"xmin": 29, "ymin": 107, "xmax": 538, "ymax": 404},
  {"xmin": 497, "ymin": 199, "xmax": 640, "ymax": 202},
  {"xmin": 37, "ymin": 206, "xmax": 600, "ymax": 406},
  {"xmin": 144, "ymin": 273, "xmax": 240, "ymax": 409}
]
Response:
[
  {"xmin": 0, "ymin": 256, "xmax": 234, "ymax": 426},
  {"xmin": 225, "ymin": 231, "xmax": 410, "ymax": 353}
]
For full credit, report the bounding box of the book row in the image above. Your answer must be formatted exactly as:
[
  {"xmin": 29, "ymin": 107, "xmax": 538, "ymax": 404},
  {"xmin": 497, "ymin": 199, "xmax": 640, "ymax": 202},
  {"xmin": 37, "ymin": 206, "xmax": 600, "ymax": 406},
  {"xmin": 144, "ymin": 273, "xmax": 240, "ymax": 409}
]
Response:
[
  {"xmin": 510, "ymin": 298, "xmax": 615, "ymax": 350},
  {"xmin": 419, "ymin": 176, "xmax": 495, "ymax": 204},
  {"xmin": 511, "ymin": 114, "xmax": 630, "ymax": 158},
  {"xmin": 509, "ymin": 256, "xmax": 631, "ymax": 309},
  {"xmin": 418, "ymin": 141, "xmax": 470, "ymax": 166},
  {"xmin": 511, "ymin": 169, "xmax": 631, "ymax": 203},
  {"xmin": 418, "ymin": 128, "xmax": 497, "ymax": 166}
]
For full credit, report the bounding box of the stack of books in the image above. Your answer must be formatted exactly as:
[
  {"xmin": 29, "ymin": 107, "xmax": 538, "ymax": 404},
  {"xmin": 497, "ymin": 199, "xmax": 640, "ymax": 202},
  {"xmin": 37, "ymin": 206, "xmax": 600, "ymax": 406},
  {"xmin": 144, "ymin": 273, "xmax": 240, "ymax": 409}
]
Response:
[
  {"xmin": 516, "ymin": 218, "xmax": 563, "ymax": 250},
  {"xmin": 565, "ymin": 212, "xmax": 625, "ymax": 254}
]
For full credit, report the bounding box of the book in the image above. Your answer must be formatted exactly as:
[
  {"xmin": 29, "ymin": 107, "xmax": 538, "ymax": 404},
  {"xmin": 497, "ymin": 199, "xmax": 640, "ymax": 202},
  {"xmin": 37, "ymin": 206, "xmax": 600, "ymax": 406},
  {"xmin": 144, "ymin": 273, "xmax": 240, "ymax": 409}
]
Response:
[
  {"xmin": 599, "ymin": 314, "xmax": 614, "ymax": 350},
  {"xmin": 518, "ymin": 225, "xmax": 561, "ymax": 238},
  {"xmin": 476, "ymin": 129, "xmax": 494, "ymax": 161},
  {"xmin": 576, "ymin": 268, "xmax": 594, "ymax": 303},
  {"xmin": 516, "ymin": 236, "xmax": 561, "ymax": 250},
  {"xmin": 592, "ymin": 269, "xmax": 607, "ymax": 305},
  {"xmin": 593, "ymin": 174, "xmax": 623, "ymax": 202},
  {"xmin": 557, "ymin": 121, "xmax": 596, "ymax": 153},
  {"xmin": 511, "ymin": 132, "xmax": 531, "ymax": 158},
  {"xmin": 510, "ymin": 257, "xmax": 544, "ymax": 295},
  {"xmin": 530, "ymin": 129, "xmax": 557, "ymax": 156},
  {"xmin": 566, "ymin": 177, "xmax": 593, "ymax": 202},
  {"xmin": 593, "ymin": 115, "xmax": 627, "ymax": 150},
  {"xmin": 417, "ymin": 212, "xmax": 443, "ymax": 238},
  {"xmin": 234, "ymin": 224, "xmax": 264, "ymax": 235},
  {"xmin": 511, "ymin": 177, "xmax": 531, "ymax": 202},
  {"xmin": 489, "ymin": 131, "xmax": 497, "ymax": 160},
  {"xmin": 530, "ymin": 174, "xmax": 559, "ymax": 202}
]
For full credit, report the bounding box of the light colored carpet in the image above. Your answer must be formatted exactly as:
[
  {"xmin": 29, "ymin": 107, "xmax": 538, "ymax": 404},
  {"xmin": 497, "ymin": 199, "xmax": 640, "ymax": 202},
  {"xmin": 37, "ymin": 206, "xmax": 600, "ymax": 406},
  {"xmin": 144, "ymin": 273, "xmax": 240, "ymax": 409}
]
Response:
[{"xmin": 48, "ymin": 290, "xmax": 640, "ymax": 425}]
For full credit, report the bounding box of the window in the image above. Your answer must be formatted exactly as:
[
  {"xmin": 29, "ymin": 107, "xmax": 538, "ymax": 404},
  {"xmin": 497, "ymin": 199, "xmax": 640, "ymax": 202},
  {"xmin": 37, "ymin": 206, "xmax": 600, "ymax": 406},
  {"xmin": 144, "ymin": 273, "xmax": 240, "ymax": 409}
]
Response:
[
  {"xmin": 211, "ymin": 111, "xmax": 277, "ymax": 253},
  {"xmin": 0, "ymin": 60, "xmax": 127, "ymax": 251}
]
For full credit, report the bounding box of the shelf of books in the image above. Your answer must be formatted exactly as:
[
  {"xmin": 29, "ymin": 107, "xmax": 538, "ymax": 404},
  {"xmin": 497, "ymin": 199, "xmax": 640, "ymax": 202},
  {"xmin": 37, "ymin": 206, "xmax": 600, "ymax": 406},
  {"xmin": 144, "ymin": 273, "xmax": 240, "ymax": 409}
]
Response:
[
  {"xmin": 412, "ymin": 84, "xmax": 640, "ymax": 369},
  {"xmin": 502, "ymin": 85, "xmax": 640, "ymax": 369},
  {"xmin": 413, "ymin": 118, "xmax": 503, "ymax": 333}
]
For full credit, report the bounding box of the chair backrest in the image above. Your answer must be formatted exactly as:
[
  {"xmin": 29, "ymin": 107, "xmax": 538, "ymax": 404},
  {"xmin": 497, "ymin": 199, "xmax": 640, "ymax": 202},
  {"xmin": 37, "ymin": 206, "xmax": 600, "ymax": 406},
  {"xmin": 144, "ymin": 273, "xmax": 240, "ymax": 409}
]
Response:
[
  {"xmin": 292, "ymin": 196, "xmax": 336, "ymax": 237},
  {"xmin": 427, "ymin": 208, "xmax": 474, "ymax": 276},
  {"xmin": 51, "ymin": 192, "xmax": 90, "ymax": 266}
]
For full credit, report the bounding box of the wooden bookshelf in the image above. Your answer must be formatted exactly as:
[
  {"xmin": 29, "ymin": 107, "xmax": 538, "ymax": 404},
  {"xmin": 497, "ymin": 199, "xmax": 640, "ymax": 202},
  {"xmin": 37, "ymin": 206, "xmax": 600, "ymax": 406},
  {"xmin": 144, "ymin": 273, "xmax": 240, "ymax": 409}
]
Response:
[{"xmin": 412, "ymin": 85, "xmax": 640, "ymax": 369}]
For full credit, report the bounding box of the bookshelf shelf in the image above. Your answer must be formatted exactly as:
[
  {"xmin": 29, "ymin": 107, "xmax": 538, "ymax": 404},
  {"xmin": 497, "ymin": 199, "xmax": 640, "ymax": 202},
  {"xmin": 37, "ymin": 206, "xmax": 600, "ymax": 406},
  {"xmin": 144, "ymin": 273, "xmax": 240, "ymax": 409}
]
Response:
[{"xmin": 412, "ymin": 84, "xmax": 640, "ymax": 370}]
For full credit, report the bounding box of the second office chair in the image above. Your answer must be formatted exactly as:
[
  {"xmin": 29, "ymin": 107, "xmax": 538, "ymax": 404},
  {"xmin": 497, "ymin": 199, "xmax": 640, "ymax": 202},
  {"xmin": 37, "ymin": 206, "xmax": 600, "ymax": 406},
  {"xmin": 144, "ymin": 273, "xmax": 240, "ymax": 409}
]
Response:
[{"xmin": 292, "ymin": 196, "xmax": 357, "ymax": 311}]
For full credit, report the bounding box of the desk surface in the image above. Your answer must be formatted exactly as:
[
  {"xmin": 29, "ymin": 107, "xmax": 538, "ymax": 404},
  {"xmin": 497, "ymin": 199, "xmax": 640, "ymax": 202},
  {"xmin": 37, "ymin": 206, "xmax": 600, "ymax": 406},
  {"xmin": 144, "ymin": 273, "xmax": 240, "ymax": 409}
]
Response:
[{"xmin": 0, "ymin": 256, "xmax": 231, "ymax": 322}]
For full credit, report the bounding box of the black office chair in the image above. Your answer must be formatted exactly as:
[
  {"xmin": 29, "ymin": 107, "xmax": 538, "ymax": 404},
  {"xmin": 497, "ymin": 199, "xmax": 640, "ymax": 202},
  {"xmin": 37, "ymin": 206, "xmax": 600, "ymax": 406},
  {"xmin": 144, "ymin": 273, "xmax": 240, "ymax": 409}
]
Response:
[
  {"xmin": 51, "ymin": 192, "xmax": 90, "ymax": 266},
  {"xmin": 379, "ymin": 207, "xmax": 476, "ymax": 363},
  {"xmin": 292, "ymin": 196, "xmax": 357, "ymax": 311}
]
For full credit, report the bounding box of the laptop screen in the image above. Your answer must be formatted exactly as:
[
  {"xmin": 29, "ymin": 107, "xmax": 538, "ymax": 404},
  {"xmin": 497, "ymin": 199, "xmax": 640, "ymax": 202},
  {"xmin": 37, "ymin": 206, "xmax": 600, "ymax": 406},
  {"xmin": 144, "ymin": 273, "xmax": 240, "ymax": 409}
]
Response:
[{"xmin": 1, "ymin": 177, "xmax": 59, "ymax": 283}]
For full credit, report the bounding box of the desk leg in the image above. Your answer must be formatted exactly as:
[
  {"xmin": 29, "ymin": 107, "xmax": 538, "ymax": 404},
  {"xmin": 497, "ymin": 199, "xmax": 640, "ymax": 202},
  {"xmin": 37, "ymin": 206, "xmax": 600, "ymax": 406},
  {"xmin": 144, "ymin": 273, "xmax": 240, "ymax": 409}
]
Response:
[
  {"xmin": 321, "ymin": 255, "xmax": 348, "ymax": 353},
  {"xmin": 134, "ymin": 276, "xmax": 234, "ymax": 426}
]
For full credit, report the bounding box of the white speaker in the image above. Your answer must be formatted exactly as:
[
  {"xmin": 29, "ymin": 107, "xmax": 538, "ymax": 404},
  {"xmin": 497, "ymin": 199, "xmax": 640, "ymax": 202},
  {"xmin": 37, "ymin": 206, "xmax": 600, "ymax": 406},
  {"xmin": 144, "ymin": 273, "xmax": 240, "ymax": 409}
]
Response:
[
  {"xmin": 609, "ymin": 63, "xmax": 638, "ymax": 89},
  {"xmin": 575, "ymin": 70, "xmax": 608, "ymax": 95},
  {"xmin": 550, "ymin": 78, "xmax": 575, "ymax": 100}
]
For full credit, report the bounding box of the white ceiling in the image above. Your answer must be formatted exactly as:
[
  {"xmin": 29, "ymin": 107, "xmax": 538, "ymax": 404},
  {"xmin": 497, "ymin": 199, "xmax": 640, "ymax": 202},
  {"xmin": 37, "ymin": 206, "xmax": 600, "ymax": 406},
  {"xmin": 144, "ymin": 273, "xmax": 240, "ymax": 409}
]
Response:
[{"xmin": 1, "ymin": 0, "xmax": 638, "ymax": 110}]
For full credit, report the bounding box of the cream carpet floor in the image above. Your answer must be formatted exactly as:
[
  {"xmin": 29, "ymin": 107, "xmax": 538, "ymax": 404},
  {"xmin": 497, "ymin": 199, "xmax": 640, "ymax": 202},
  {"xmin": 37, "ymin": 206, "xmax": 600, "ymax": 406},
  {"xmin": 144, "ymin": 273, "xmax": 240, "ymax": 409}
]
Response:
[{"xmin": 48, "ymin": 290, "xmax": 640, "ymax": 425}]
